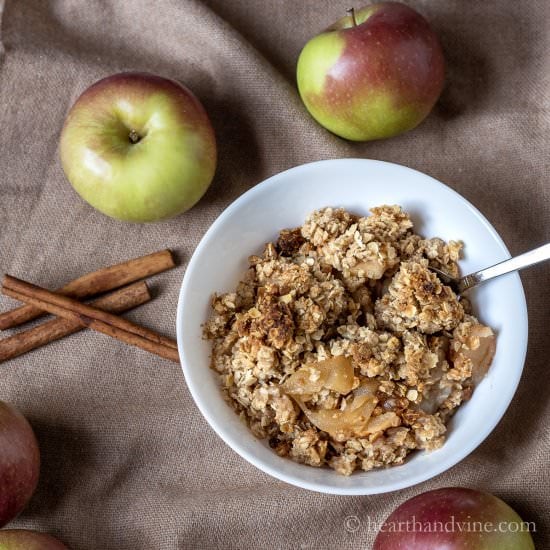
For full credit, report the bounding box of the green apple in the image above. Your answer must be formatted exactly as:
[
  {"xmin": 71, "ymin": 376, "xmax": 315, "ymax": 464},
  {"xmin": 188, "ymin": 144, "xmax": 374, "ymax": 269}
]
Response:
[
  {"xmin": 60, "ymin": 72, "xmax": 217, "ymax": 222},
  {"xmin": 0, "ymin": 530, "xmax": 69, "ymax": 549},
  {"xmin": 0, "ymin": 401, "xmax": 40, "ymax": 528},
  {"xmin": 297, "ymin": 2, "xmax": 445, "ymax": 141}
]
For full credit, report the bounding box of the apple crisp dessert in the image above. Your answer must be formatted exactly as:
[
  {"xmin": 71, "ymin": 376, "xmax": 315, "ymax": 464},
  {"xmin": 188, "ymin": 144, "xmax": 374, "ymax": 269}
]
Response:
[{"xmin": 204, "ymin": 206, "xmax": 496, "ymax": 475}]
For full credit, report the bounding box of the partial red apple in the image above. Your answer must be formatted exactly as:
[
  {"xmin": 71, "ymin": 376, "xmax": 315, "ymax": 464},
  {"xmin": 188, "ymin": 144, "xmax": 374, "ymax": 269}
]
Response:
[
  {"xmin": 0, "ymin": 530, "xmax": 69, "ymax": 549},
  {"xmin": 0, "ymin": 401, "xmax": 40, "ymax": 527},
  {"xmin": 60, "ymin": 72, "xmax": 217, "ymax": 222},
  {"xmin": 374, "ymin": 487, "xmax": 535, "ymax": 549},
  {"xmin": 297, "ymin": 2, "xmax": 445, "ymax": 141}
]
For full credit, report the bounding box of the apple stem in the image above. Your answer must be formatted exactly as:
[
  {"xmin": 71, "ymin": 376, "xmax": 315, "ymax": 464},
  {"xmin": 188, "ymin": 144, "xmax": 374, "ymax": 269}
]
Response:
[
  {"xmin": 347, "ymin": 7, "xmax": 358, "ymax": 27},
  {"xmin": 128, "ymin": 130, "xmax": 141, "ymax": 144}
]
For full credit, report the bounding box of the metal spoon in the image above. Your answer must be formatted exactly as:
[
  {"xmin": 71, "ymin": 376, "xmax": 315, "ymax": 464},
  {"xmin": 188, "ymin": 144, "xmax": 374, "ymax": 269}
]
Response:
[{"xmin": 430, "ymin": 242, "xmax": 550, "ymax": 294}]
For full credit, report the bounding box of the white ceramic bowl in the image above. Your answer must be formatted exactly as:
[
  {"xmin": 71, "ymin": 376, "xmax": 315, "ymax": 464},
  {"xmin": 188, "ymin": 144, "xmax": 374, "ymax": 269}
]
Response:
[{"xmin": 177, "ymin": 159, "xmax": 528, "ymax": 495}]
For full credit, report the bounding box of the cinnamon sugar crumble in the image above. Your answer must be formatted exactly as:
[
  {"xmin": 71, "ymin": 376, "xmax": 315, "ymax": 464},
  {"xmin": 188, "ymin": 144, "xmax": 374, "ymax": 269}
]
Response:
[{"xmin": 204, "ymin": 206, "xmax": 496, "ymax": 475}]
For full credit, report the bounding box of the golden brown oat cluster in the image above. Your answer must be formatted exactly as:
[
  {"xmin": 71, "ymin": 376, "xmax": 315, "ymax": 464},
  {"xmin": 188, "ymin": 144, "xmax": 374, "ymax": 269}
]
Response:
[{"xmin": 204, "ymin": 206, "xmax": 496, "ymax": 475}]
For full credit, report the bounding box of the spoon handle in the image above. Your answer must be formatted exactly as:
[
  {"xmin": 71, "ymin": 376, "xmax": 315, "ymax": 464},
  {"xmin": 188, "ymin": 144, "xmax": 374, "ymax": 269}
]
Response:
[{"xmin": 459, "ymin": 242, "xmax": 550, "ymax": 292}]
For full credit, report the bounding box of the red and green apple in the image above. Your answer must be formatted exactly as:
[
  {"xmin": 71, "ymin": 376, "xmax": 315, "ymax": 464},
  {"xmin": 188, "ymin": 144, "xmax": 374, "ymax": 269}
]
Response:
[
  {"xmin": 0, "ymin": 530, "xmax": 69, "ymax": 549},
  {"xmin": 373, "ymin": 487, "xmax": 535, "ymax": 549},
  {"xmin": 60, "ymin": 72, "xmax": 217, "ymax": 222},
  {"xmin": 297, "ymin": 2, "xmax": 445, "ymax": 141},
  {"xmin": 0, "ymin": 401, "xmax": 40, "ymax": 528}
]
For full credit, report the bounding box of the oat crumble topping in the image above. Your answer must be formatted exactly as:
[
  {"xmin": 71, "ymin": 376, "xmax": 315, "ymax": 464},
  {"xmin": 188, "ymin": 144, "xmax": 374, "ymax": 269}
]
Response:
[{"xmin": 204, "ymin": 206, "xmax": 496, "ymax": 475}]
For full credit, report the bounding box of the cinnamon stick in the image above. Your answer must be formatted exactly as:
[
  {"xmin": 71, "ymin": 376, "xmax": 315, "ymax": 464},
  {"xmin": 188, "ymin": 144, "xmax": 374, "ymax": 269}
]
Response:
[
  {"xmin": 0, "ymin": 281, "xmax": 151, "ymax": 363},
  {"xmin": 0, "ymin": 249, "xmax": 175, "ymax": 331},
  {"xmin": 2, "ymin": 276, "xmax": 179, "ymax": 363}
]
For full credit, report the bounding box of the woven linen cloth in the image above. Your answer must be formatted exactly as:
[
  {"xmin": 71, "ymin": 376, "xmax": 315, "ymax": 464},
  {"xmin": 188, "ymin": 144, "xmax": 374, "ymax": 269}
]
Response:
[{"xmin": 0, "ymin": 1, "xmax": 548, "ymax": 548}]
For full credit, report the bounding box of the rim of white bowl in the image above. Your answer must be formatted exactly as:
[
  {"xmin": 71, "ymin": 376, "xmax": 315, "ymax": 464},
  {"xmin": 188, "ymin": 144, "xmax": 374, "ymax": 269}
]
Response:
[{"xmin": 176, "ymin": 158, "xmax": 528, "ymax": 495}]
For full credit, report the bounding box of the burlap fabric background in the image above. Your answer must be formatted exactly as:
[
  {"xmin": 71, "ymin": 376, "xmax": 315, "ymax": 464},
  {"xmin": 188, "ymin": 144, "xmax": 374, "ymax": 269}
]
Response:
[{"xmin": 0, "ymin": 1, "xmax": 548, "ymax": 548}]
